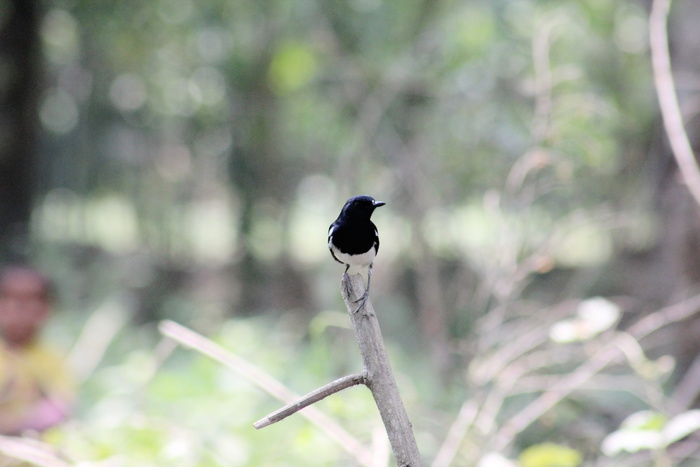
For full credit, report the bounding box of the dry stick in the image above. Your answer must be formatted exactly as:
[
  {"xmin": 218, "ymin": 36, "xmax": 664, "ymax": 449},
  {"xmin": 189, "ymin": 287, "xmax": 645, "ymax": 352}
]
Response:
[
  {"xmin": 341, "ymin": 273, "xmax": 423, "ymax": 467},
  {"xmin": 158, "ymin": 320, "xmax": 375, "ymax": 467},
  {"xmin": 0, "ymin": 436, "xmax": 70, "ymax": 467},
  {"xmin": 432, "ymin": 308, "xmax": 558, "ymax": 467},
  {"xmin": 253, "ymin": 274, "xmax": 422, "ymax": 466},
  {"xmin": 430, "ymin": 400, "xmax": 479, "ymax": 467},
  {"xmin": 254, "ymin": 372, "xmax": 367, "ymax": 429},
  {"xmin": 672, "ymin": 353, "xmax": 700, "ymax": 410},
  {"xmin": 650, "ymin": 0, "xmax": 700, "ymax": 208},
  {"xmin": 67, "ymin": 294, "xmax": 129, "ymax": 384},
  {"xmin": 492, "ymin": 293, "xmax": 700, "ymax": 452}
]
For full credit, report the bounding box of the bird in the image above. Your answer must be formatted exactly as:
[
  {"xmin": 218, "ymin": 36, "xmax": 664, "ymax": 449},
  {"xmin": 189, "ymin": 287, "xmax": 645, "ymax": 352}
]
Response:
[{"xmin": 328, "ymin": 195, "xmax": 385, "ymax": 312}]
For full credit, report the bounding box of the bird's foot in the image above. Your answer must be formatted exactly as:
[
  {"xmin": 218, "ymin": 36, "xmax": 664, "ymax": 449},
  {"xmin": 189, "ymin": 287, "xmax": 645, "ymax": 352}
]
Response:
[
  {"xmin": 352, "ymin": 291, "xmax": 369, "ymax": 314},
  {"xmin": 341, "ymin": 272, "xmax": 354, "ymax": 299}
]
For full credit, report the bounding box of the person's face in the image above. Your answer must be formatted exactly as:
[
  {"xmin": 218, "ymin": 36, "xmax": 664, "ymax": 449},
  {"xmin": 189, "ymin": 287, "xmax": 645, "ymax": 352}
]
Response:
[{"xmin": 0, "ymin": 272, "xmax": 50, "ymax": 347}]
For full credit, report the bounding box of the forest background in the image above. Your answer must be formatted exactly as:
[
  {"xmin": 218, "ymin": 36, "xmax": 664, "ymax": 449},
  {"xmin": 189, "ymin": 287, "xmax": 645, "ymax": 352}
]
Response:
[{"xmin": 2, "ymin": 0, "xmax": 700, "ymax": 465}]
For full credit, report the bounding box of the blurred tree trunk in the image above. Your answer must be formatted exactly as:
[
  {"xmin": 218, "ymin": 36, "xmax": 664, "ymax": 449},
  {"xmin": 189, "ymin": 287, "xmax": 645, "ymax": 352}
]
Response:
[
  {"xmin": 228, "ymin": 41, "xmax": 309, "ymax": 314},
  {"xmin": 0, "ymin": 0, "xmax": 40, "ymax": 261}
]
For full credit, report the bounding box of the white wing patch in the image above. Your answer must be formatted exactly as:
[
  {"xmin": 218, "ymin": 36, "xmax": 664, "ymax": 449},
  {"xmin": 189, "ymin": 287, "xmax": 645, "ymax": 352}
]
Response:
[{"xmin": 328, "ymin": 224, "xmax": 336, "ymax": 249}]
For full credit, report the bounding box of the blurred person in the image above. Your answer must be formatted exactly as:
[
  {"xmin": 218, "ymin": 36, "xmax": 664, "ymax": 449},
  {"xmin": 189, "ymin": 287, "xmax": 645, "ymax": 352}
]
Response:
[{"xmin": 0, "ymin": 265, "xmax": 74, "ymax": 436}]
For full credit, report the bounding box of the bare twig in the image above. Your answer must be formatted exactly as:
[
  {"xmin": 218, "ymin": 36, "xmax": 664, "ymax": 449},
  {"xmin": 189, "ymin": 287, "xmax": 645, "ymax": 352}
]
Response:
[
  {"xmin": 341, "ymin": 273, "xmax": 423, "ymax": 467},
  {"xmin": 246, "ymin": 273, "xmax": 421, "ymax": 466},
  {"xmin": 254, "ymin": 372, "xmax": 367, "ymax": 429},
  {"xmin": 627, "ymin": 294, "xmax": 700, "ymax": 338},
  {"xmin": 431, "ymin": 310, "xmax": 553, "ymax": 467},
  {"xmin": 650, "ymin": 0, "xmax": 700, "ymax": 207},
  {"xmin": 672, "ymin": 353, "xmax": 700, "ymax": 410},
  {"xmin": 430, "ymin": 400, "xmax": 479, "ymax": 467},
  {"xmin": 530, "ymin": 19, "xmax": 555, "ymax": 144},
  {"xmin": 66, "ymin": 294, "xmax": 130, "ymax": 384},
  {"xmin": 493, "ymin": 293, "xmax": 700, "ymax": 451},
  {"xmin": 158, "ymin": 320, "xmax": 374, "ymax": 467},
  {"xmin": 0, "ymin": 436, "xmax": 70, "ymax": 467}
]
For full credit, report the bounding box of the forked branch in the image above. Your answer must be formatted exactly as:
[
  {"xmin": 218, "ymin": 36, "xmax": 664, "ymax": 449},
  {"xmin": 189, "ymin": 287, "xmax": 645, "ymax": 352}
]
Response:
[
  {"xmin": 341, "ymin": 273, "xmax": 423, "ymax": 467},
  {"xmin": 255, "ymin": 273, "xmax": 422, "ymax": 467}
]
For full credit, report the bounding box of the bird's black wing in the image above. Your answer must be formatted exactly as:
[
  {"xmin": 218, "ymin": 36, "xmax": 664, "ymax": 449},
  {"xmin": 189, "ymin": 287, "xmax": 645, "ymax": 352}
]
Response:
[{"xmin": 330, "ymin": 220, "xmax": 376, "ymax": 255}]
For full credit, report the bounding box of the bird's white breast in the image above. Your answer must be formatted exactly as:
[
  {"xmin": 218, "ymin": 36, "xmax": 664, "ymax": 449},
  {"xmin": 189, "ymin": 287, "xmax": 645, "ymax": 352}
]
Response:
[{"xmin": 329, "ymin": 243, "xmax": 376, "ymax": 276}]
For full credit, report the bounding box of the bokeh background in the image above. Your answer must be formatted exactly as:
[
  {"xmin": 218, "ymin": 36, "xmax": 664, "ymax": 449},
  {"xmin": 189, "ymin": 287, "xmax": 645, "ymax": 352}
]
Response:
[{"xmin": 2, "ymin": 0, "xmax": 700, "ymax": 465}]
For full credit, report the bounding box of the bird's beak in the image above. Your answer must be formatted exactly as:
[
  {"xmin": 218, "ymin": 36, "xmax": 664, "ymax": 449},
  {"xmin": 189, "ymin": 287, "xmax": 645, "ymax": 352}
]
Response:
[{"xmin": 373, "ymin": 200, "xmax": 386, "ymax": 207}]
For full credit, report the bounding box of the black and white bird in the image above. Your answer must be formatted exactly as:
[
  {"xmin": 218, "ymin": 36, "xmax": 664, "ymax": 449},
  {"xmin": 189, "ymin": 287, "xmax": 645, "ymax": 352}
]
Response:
[{"xmin": 328, "ymin": 195, "xmax": 385, "ymax": 312}]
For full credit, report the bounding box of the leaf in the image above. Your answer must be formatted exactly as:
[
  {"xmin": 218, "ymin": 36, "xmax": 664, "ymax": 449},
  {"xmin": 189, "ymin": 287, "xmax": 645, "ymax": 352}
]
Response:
[
  {"xmin": 601, "ymin": 411, "xmax": 667, "ymax": 455},
  {"xmin": 664, "ymin": 410, "xmax": 700, "ymax": 445},
  {"xmin": 519, "ymin": 443, "xmax": 582, "ymax": 467},
  {"xmin": 621, "ymin": 410, "xmax": 667, "ymax": 431},
  {"xmin": 575, "ymin": 297, "xmax": 620, "ymax": 335},
  {"xmin": 550, "ymin": 297, "xmax": 620, "ymax": 343},
  {"xmin": 477, "ymin": 452, "xmax": 517, "ymax": 467},
  {"xmin": 267, "ymin": 42, "xmax": 317, "ymax": 95},
  {"xmin": 601, "ymin": 430, "xmax": 664, "ymax": 455}
]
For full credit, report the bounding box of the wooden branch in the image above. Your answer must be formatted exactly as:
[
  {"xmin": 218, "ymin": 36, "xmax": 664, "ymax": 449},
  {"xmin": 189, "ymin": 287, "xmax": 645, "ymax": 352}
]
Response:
[
  {"xmin": 254, "ymin": 372, "xmax": 367, "ymax": 429},
  {"xmin": 493, "ymin": 293, "xmax": 700, "ymax": 451},
  {"xmin": 341, "ymin": 273, "xmax": 423, "ymax": 467},
  {"xmin": 0, "ymin": 435, "xmax": 70, "ymax": 467},
  {"xmin": 194, "ymin": 274, "xmax": 422, "ymax": 467},
  {"xmin": 159, "ymin": 320, "xmax": 375, "ymax": 467},
  {"xmin": 67, "ymin": 295, "xmax": 129, "ymax": 384},
  {"xmin": 431, "ymin": 400, "xmax": 479, "ymax": 467},
  {"xmin": 649, "ymin": 0, "xmax": 700, "ymax": 207}
]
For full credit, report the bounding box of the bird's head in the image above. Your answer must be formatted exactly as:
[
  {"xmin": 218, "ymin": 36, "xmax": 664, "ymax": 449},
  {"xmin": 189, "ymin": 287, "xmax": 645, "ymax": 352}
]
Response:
[{"xmin": 341, "ymin": 195, "xmax": 386, "ymax": 219}]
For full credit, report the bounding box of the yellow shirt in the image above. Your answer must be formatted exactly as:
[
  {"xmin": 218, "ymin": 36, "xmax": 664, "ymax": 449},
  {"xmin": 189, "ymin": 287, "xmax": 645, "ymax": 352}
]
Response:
[{"xmin": 0, "ymin": 341, "xmax": 74, "ymax": 431}]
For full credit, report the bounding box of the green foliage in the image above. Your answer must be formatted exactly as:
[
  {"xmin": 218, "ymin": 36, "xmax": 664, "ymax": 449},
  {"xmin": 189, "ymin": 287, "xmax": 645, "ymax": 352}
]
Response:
[
  {"xmin": 602, "ymin": 410, "xmax": 700, "ymax": 457},
  {"xmin": 33, "ymin": 292, "xmax": 695, "ymax": 466},
  {"xmin": 519, "ymin": 443, "xmax": 582, "ymax": 467},
  {"xmin": 22, "ymin": 0, "xmax": 698, "ymax": 465},
  {"xmin": 44, "ymin": 315, "xmax": 383, "ymax": 465},
  {"xmin": 268, "ymin": 41, "xmax": 318, "ymax": 95},
  {"xmin": 35, "ymin": 0, "xmax": 654, "ymax": 274}
]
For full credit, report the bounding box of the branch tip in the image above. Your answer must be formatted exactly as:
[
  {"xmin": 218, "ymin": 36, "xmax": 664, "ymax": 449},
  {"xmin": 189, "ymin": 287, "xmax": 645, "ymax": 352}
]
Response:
[{"xmin": 253, "ymin": 372, "xmax": 367, "ymax": 429}]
